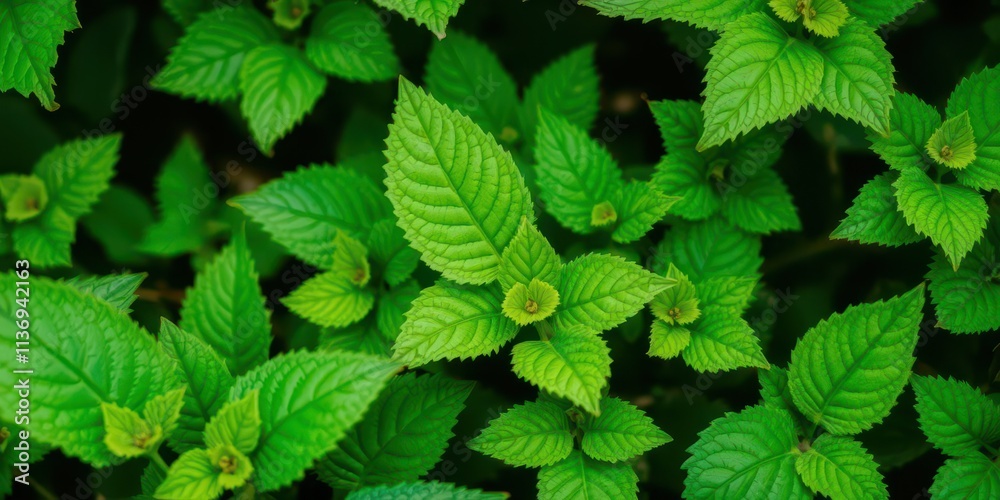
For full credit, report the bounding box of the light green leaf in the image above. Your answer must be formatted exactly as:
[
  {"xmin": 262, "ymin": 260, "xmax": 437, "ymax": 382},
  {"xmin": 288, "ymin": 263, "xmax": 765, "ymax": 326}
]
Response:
[
  {"xmin": 180, "ymin": 230, "xmax": 272, "ymax": 376},
  {"xmin": 721, "ymin": 168, "xmax": 800, "ymax": 234},
  {"xmin": 682, "ymin": 406, "xmax": 809, "ymax": 499},
  {"xmin": 758, "ymin": 366, "xmax": 811, "ymax": 434},
  {"xmin": 143, "ymin": 388, "xmax": 186, "ymax": 442},
  {"xmin": 580, "ymin": 0, "xmax": 768, "ymax": 31},
  {"xmin": 651, "ymin": 151, "xmax": 722, "ymax": 221},
  {"xmin": 467, "ymin": 400, "xmax": 574, "ymax": 468},
  {"xmin": 795, "ymin": 434, "xmax": 888, "ymax": 499},
  {"xmin": 926, "ymin": 231, "xmax": 1000, "ymax": 334},
  {"xmin": 320, "ymin": 316, "xmax": 392, "ymax": 358},
  {"xmin": 649, "ymin": 99, "xmax": 703, "ymax": 153},
  {"xmin": 285, "ymin": 271, "xmax": 375, "ymax": 328},
  {"xmin": 347, "ymin": 481, "xmax": 506, "ymax": 500},
  {"xmin": 511, "ymin": 325, "xmax": 611, "ymax": 415},
  {"xmin": 648, "ymin": 321, "xmax": 690, "ymax": 360},
  {"xmin": 655, "ymin": 218, "xmax": 763, "ymax": 283},
  {"xmin": 930, "ymin": 453, "xmax": 1000, "ymax": 499},
  {"xmin": 11, "ymin": 207, "xmax": 74, "ymax": 266},
  {"xmin": 788, "ymin": 285, "xmax": 925, "ymax": 435},
  {"xmin": 581, "ymin": 397, "xmax": 672, "ymax": 462},
  {"xmin": 239, "ymin": 44, "xmax": 326, "ymax": 153},
  {"xmin": 35, "ymin": 133, "xmax": 121, "ymax": 220},
  {"xmin": 842, "ymin": 0, "xmax": 925, "ymax": 28},
  {"xmin": 683, "ymin": 305, "xmax": 768, "ymax": 372},
  {"xmin": 947, "ymin": 66, "xmax": 1000, "ymax": 190},
  {"xmin": 305, "ymin": 1, "xmax": 399, "ymax": 81},
  {"xmin": 554, "ymin": 253, "xmax": 672, "ymax": 332},
  {"xmin": 102, "ymin": 403, "xmax": 159, "ymax": 458},
  {"xmin": 499, "ymin": 218, "xmax": 562, "ymax": 292},
  {"xmin": 612, "ymin": 182, "xmax": 680, "ymax": 243},
  {"xmin": 911, "ymin": 375, "xmax": 1000, "ymax": 457},
  {"xmin": 521, "ymin": 45, "xmax": 599, "ymax": 146},
  {"xmin": 231, "ymin": 164, "xmax": 390, "ymax": 268},
  {"xmin": 228, "ymin": 350, "xmax": 398, "ymax": 492},
  {"xmin": 204, "ymin": 391, "xmax": 261, "ymax": 455},
  {"xmin": 140, "ymin": 135, "xmax": 213, "ymax": 256},
  {"xmin": 696, "ymin": 276, "xmax": 758, "ymax": 313},
  {"xmin": 869, "ymin": 92, "xmax": 941, "ymax": 171},
  {"xmin": 650, "ymin": 264, "xmax": 700, "ymax": 326},
  {"xmin": 805, "ymin": 0, "xmax": 851, "ymax": 37},
  {"xmin": 65, "ymin": 272, "xmax": 145, "ymax": 313},
  {"xmin": 154, "ymin": 448, "xmax": 223, "ymax": 499},
  {"xmin": 0, "ymin": 174, "xmax": 47, "ymax": 221},
  {"xmin": 0, "ymin": 0, "xmax": 78, "ymax": 109},
  {"xmin": 927, "ymin": 111, "xmax": 978, "ymax": 169},
  {"xmin": 698, "ymin": 13, "xmax": 823, "ymax": 150},
  {"xmin": 372, "ymin": 0, "xmax": 464, "ymax": 39},
  {"xmin": 894, "ymin": 167, "xmax": 988, "ymax": 269},
  {"xmin": 153, "ymin": 6, "xmax": 279, "ymax": 101},
  {"xmin": 392, "ymin": 281, "xmax": 518, "ymax": 366},
  {"xmin": 367, "ymin": 219, "xmax": 420, "ymax": 287},
  {"xmin": 831, "ymin": 172, "xmax": 922, "ymax": 247},
  {"xmin": 384, "ymin": 77, "xmax": 532, "ymax": 285},
  {"xmin": 537, "ymin": 450, "xmax": 639, "ymax": 500},
  {"xmin": 269, "ymin": 0, "xmax": 311, "ymax": 30},
  {"xmin": 317, "ymin": 373, "xmax": 472, "ymax": 488},
  {"xmin": 502, "ymin": 279, "xmax": 560, "ymax": 326}
]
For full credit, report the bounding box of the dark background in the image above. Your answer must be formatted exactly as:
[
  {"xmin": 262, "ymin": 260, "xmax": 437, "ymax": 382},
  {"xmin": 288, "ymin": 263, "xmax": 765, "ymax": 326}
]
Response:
[{"xmin": 3, "ymin": 0, "xmax": 1000, "ymax": 498}]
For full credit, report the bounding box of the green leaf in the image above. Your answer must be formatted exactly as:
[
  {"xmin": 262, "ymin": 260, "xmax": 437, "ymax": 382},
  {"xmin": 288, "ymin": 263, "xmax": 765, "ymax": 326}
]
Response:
[
  {"xmin": 320, "ymin": 316, "xmax": 392, "ymax": 358},
  {"xmin": 502, "ymin": 279, "xmax": 560, "ymax": 326},
  {"xmin": 580, "ymin": 397, "xmax": 672, "ymax": 462},
  {"xmin": 758, "ymin": 366, "xmax": 811, "ymax": 434},
  {"xmin": 927, "ymin": 111, "xmax": 978, "ymax": 169},
  {"xmin": 831, "ymin": 172, "xmax": 922, "ymax": 247},
  {"xmin": 511, "ymin": 325, "xmax": 611, "ymax": 415},
  {"xmin": 648, "ymin": 322, "xmax": 691, "ymax": 360},
  {"xmin": 204, "ymin": 391, "xmax": 261, "ymax": 455},
  {"xmin": 683, "ymin": 305, "xmax": 768, "ymax": 372},
  {"xmin": 140, "ymin": 136, "xmax": 212, "ymax": 256},
  {"xmin": 11, "ymin": 207, "xmax": 74, "ymax": 266},
  {"xmin": 947, "ymin": 66, "xmax": 1000, "ymax": 190},
  {"xmin": 0, "ymin": 0, "xmax": 78, "ymax": 109},
  {"xmin": 284, "ymin": 271, "xmax": 375, "ymax": 328},
  {"xmin": 346, "ymin": 481, "xmax": 506, "ymax": 500},
  {"xmin": 651, "ymin": 151, "xmax": 722, "ymax": 221},
  {"xmin": 269, "ymin": 0, "xmax": 311, "ymax": 30},
  {"xmin": 869, "ymin": 92, "xmax": 941, "ymax": 171},
  {"xmin": 683, "ymin": 405, "xmax": 809, "ymax": 498},
  {"xmin": 153, "ymin": 7, "xmax": 279, "ymax": 101},
  {"xmin": 154, "ymin": 448, "xmax": 223, "ymax": 499},
  {"xmin": 102, "ymin": 402, "xmax": 159, "ymax": 458},
  {"xmin": 384, "ymin": 77, "xmax": 532, "ymax": 285},
  {"xmin": 376, "ymin": 279, "xmax": 420, "ymax": 339},
  {"xmin": 795, "ymin": 434, "xmax": 888, "ymax": 499},
  {"xmin": 0, "ymin": 276, "xmax": 178, "ymax": 466},
  {"xmin": 0, "ymin": 174, "xmax": 47, "ymax": 221},
  {"xmin": 367, "ymin": 219, "xmax": 420, "ymax": 287},
  {"xmin": 239, "ymin": 44, "xmax": 326, "ymax": 153},
  {"xmin": 612, "ymin": 182, "xmax": 680, "ymax": 243},
  {"xmin": 580, "ymin": 0, "xmax": 768, "ymax": 31},
  {"xmin": 317, "ymin": 373, "xmax": 472, "ymax": 488},
  {"xmin": 720, "ymin": 168, "xmax": 800, "ymax": 234},
  {"xmin": 841, "ymin": 0, "xmax": 925, "ymax": 28},
  {"xmin": 696, "ymin": 276, "xmax": 758, "ymax": 313},
  {"xmin": 228, "ymin": 350, "xmax": 398, "ymax": 492},
  {"xmin": 424, "ymin": 32, "xmax": 520, "ymax": 141},
  {"xmin": 521, "ymin": 45, "xmax": 599, "ymax": 145},
  {"xmin": 698, "ymin": 13, "xmax": 823, "ymax": 149},
  {"xmin": 305, "ymin": 1, "xmax": 399, "ymax": 81},
  {"xmin": 537, "ymin": 450, "xmax": 639, "ymax": 500},
  {"xmin": 80, "ymin": 185, "xmax": 155, "ymax": 264},
  {"xmin": 180, "ymin": 230, "xmax": 272, "ymax": 376},
  {"xmin": 372, "ymin": 0, "xmax": 464, "ymax": 38},
  {"xmin": 788, "ymin": 285, "xmax": 925, "ymax": 435},
  {"xmin": 554, "ymin": 253, "xmax": 672, "ymax": 332},
  {"xmin": 467, "ymin": 400, "xmax": 574, "ymax": 468},
  {"xmin": 655, "ymin": 218, "xmax": 763, "ymax": 283},
  {"xmin": 141, "ymin": 461, "xmax": 166, "ymax": 497},
  {"xmin": 231, "ymin": 164, "xmax": 390, "ymax": 268},
  {"xmin": 331, "ymin": 231, "xmax": 371, "ymax": 286},
  {"xmin": 911, "ymin": 376, "xmax": 1000, "ymax": 457},
  {"xmin": 894, "ymin": 167, "xmax": 988, "ymax": 269},
  {"xmin": 162, "ymin": 0, "xmax": 210, "ymax": 25},
  {"xmin": 64, "ymin": 272, "xmax": 145, "ymax": 313},
  {"xmin": 392, "ymin": 281, "xmax": 518, "ymax": 366},
  {"xmin": 207, "ymin": 443, "xmax": 253, "ymax": 490},
  {"xmin": 930, "ymin": 453, "xmax": 1000, "ymax": 499},
  {"xmin": 499, "ymin": 218, "xmax": 562, "ymax": 292},
  {"xmin": 927, "ymin": 232, "xmax": 1000, "ymax": 334},
  {"xmin": 649, "ymin": 99, "xmax": 703, "ymax": 154},
  {"xmin": 650, "ymin": 264, "xmax": 700, "ymax": 326},
  {"xmin": 143, "ymin": 388, "xmax": 186, "ymax": 442},
  {"xmin": 159, "ymin": 319, "xmax": 235, "ymax": 453}
]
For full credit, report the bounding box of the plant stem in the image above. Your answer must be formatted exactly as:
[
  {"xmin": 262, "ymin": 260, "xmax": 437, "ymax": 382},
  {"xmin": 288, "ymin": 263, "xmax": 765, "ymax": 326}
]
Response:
[
  {"xmin": 535, "ymin": 319, "xmax": 554, "ymax": 341},
  {"xmin": 150, "ymin": 450, "xmax": 170, "ymax": 475}
]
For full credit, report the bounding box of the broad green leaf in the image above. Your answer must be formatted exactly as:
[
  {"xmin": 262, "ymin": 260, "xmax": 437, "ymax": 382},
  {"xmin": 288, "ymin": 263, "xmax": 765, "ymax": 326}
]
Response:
[
  {"xmin": 305, "ymin": 1, "xmax": 399, "ymax": 81},
  {"xmin": 553, "ymin": 253, "xmax": 672, "ymax": 332},
  {"xmin": 911, "ymin": 376, "xmax": 1000, "ymax": 457},
  {"xmin": 239, "ymin": 44, "xmax": 326, "ymax": 153},
  {"xmin": 947, "ymin": 66, "xmax": 1000, "ymax": 190},
  {"xmin": 502, "ymin": 279, "xmax": 560, "ymax": 326},
  {"xmin": 521, "ymin": 45, "xmax": 599, "ymax": 145},
  {"xmin": 696, "ymin": 276, "xmax": 758, "ymax": 313},
  {"xmin": 0, "ymin": 0, "xmax": 78, "ymax": 109},
  {"xmin": 228, "ymin": 350, "xmax": 398, "ymax": 492},
  {"xmin": 159, "ymin": 319, "xmax": 235, "ymax": 453},
  {"xmin": 499, "ymin": 218, "xmax": 562, "ymax": 292},
  {"xmin": 65, "ymin": 272, "xmax": 145, "ymax": 312},
  {"xmin": 788, "ymin": 285, "xmax": 925, "ymax": 435},
  {"xmin": 655, "ymin": 218, "xmax": 763, "ymax": 283},
  {"xmin": 347, "ymin": 481, "xmax": 506, "ymax": 500},
  {"xmin": 758, "ymin": 366, "xmax": 811, "ymax": 434},
  {"xmin": 101, "ymin": 403, "xmax": 158, "ymax": 458},
  {"xmin": 683, "ymin": 305, "xmax": 768, "ymax": 372},
  {"xmin": 869, "ymin": 92, "xmax": 941, "ymax": 171},
  {"xmin": 580, "ymin": 0, "xmax": 768, "ymax": 31},
  {"xmin": 424, "ymin": 32, "xmax": 520, "ymax": 141},
  {"xmin": 384, "ymin": 77, "xmax": 532, "ymax": 285},
  {"xmin": 612, "ymin": 182, "xmax": 680, "ymax": 243},
  {"xmin": 317, "ymin": 373, "xmax": 472, "ymax": 488},
  {"xmin": 375, "ymin": 280, "xmax": 419, "ymax": 339},
  {"xmin": 927, "ymin": 111, "xmax": 978, "ymax": 169},
  {"xmin": 320, "ymin": 316, "xmax": 392, "ymax": 358},
  {"xmin": 143, "ymin": 388, "xmax": 186, "ymax": 441},
  {"xmin": 140, "ymin": 136, "xmax": 213, "ymax": 256},
  {"xmin": 894, "ymin": 167, "xmax": 988, "ymax": 269},
  {"xmin": 649, "ymin": 99, "xmax": 703, "ymax": 153},
  {"xmin": 811, "ymin": 18, "xmax": 894, "ymax": 135},
  {"xmin": 467, "ymin": 400, "xmax": 574, "ymax": 468},
  {"xmin": 682, "ymin": 406, "xmax": 809, "ymax": 499},
  {"xmin": 721, "ymin": 168, "xmax": 800, "ymax": 234},
  {"xmin": 927, "ymin": 233, "xmax": 1000, "ymax": 334},
  {"xmin": 648, "ymin": 322, "xmax": 691, "ymax": 360},
  {"xmin": 537, "ymin": 450, "xmax": 639, "ymax": 500},
  {"xmin": 511, "ymin": 326, "xmax": 611, "ymax": 415},
  {"xmin": 0, "ymin": 174, "xmax": 46, "ymax": 221},
  {"xmin": 651, "ymin": 151, "xmax": 722, "ymax": 221},
  {"xmin": 284, "ymin": 271, "xmax": 375, "ymax": 328},
  {"xmin": 11, "ymin": 207, "xmax": 74, "ymax": 266},
  {"xmin": 808, "ymin": 0, "xmax": 850, "ymax": 37},
  {"xmin": 831, "ymin": 172, "xmax": 922, "ymax": 247},
  {"xmin": 930, "ymin": 454, "xmax": 1000, "ymax": 499},
  {"xmin": 842, "ymin": 0, "xmax": 925, "ymax": 28},
  {"xmin": 204, "ymin": 391, "xmax": 261, "ymax": 455},
  {"xmin": 650, "ymin": 264, "xmax": 700, "ymax": 326},
  {"xmin": 153, "ymin": 7, "xmax": 279, "ymax": 101},
  {"xmin": 372, "ymin": 0, "xmax": 464, "ymax": 38},
  {"xmin": 180, "ymin": 230, "xmax": 272, "ymax": 376},
  {"xmin": 231, "ymin": 164, "xmax": 391, "ymax": 268},
  {"xmin": 698, "ymin": 13, "xmax": 823, "ymax": 149},
  {"xmin": 392, "ymin": 281, "xmax": 518, "ymax": 366},
  {"xmin": 0, "ymin": 276, "xmax": 177, "ymax": 466},
  {"xmin": 154, "ymin": 448, "xmax": 223, "ymax": 499},
  {"xmin": 581, "ymin": 397, "xmax": 672, "ymax": 462},
  {"xmin": 367, "ymin": 219, "xmax": 420, "ymax": 287},
  {"xmin": 795, "ymin": 434, "xmax": 888, "ymax": 499}
]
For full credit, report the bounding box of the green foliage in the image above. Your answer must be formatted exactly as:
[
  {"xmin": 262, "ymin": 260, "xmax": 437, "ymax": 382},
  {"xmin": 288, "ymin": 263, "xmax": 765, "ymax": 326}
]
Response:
[{"xmin": 0, "ymin": 0, "xmax": 79, "ymax": 109}]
